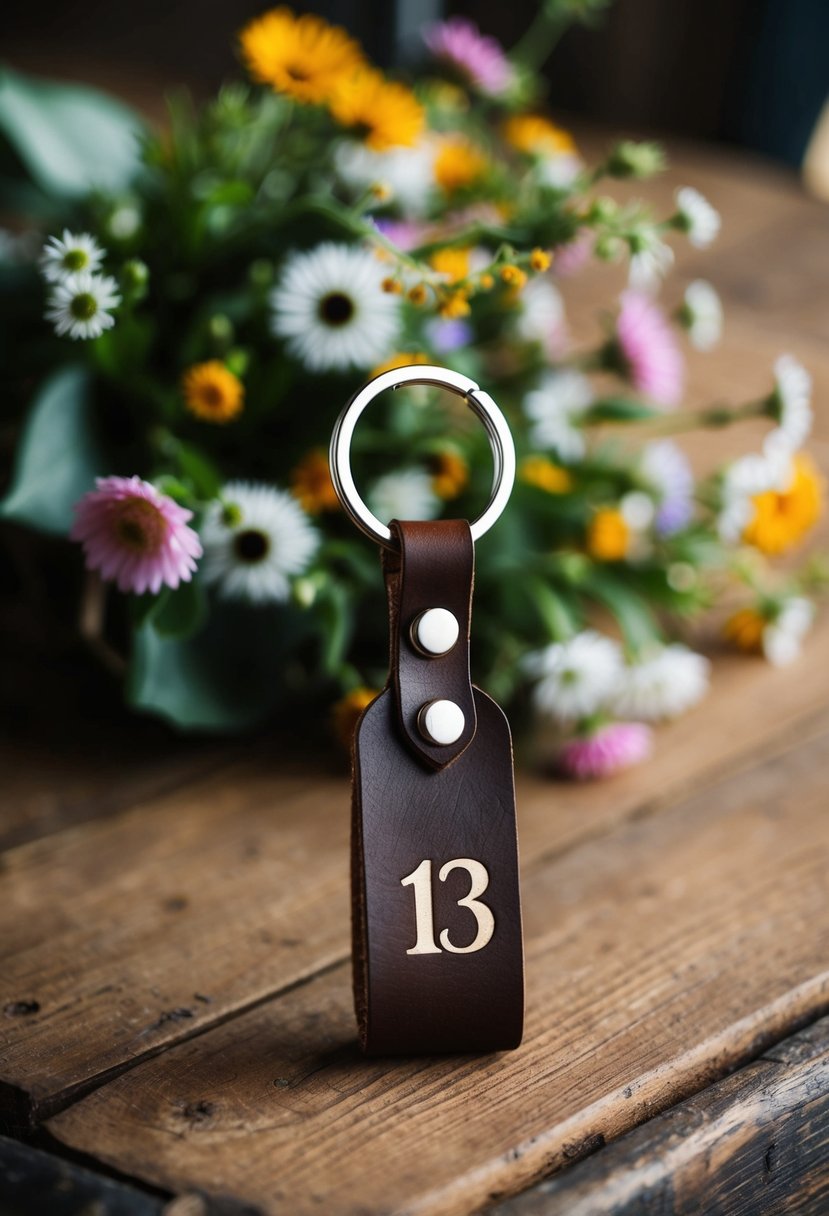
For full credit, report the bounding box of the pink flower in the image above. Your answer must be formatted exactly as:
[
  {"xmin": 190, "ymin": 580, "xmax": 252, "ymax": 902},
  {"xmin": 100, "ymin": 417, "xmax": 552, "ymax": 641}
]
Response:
[
  {"xmin": 71, "ymin": 475, "xmax": 202, "ymax": 595},
  {"xmin": 373, "ymin": 218, "xmax": 427, "ymax": 253},
  {"xmin": 553, "ymin": 229, "xmax": 593, "ymax": 278},
  {"xmin": 558, "ymin": 722, "xmax": 652, "ymax": 780},
  {"xmin": 614, "ymin": 291, "xmax": 684, "ymax": 407},
  {"xmin": 423, "ymin": 17, "xmax": 514, "ymax": 97}
]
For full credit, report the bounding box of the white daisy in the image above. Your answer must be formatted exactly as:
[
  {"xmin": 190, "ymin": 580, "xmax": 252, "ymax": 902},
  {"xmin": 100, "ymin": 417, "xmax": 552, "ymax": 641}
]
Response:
[
  {"xmin": 45, "ymin": 271, "xmax": 120, "ymax": 340},
  {"xmin": 40, "ymin": 229, "xmax": 105, "ymax": 282},
  {"xmin": 628, "ymin": 229, "xmax": 674, "ymax": 293},
  {"xmin": 764, "ymin": 354, "xmax": 812, "ymax": 458},
  {"xmin": 674, "ymin": 186, "xmax": 721, "ymax": 248},
  {"xmin": 201, "ymin": 482, "xmax": 318, "ymax": 604},
  {"xmin": 369, "ymin": 469, "xmax": 439, "ymax": 524},
  {"xmin": 525, "ymin": 631, "xmax": 623, "ymax": 724},
  {"xmin": 763, "ymin": 596, "xmax": 814, "ymax": 667},
  {"xmin": 523, "ymin": 370, "xmax": 593, "ymax": 463},
  {"xmin": 613, "ymin": 643, "xmax": 710, "ymax": 721},
  {"xmin": 680, "ymin": 280, "xmax": 723, "ymax": 351},
  {"xmin": 270, "ymin": 243, "xmax": 400, "ymax": 373},
  {"xmin": 515, "ymin": 278, "xmax": 568, "ymax": 355},
  {"xmin": 334, "ymin": 139, "xmax": 437, "ymax": 217},
  {"xmin": 536, "ymin": 151, "xmax": 583, "ymax": 189},
  {"xmin": 717, "ymin": 447, "xmax": 792, "ymax": 543}
]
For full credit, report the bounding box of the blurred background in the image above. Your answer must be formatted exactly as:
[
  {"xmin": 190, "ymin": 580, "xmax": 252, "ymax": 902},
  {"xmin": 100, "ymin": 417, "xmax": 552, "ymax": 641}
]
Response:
[{"xmin": 2, "ymin": 0, "xmax": 828, "ymax": 170}]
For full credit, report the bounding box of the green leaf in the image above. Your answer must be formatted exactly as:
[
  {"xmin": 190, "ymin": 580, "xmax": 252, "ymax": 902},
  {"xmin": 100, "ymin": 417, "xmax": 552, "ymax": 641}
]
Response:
[
  {"xmin": 585, "ymin": 570, "xmax": 662, "ymax": 652},
  {"xmin": 0, "ymin": 66, "xmax": 144, "ymax": 198},
  {"xmin": 0, "ymin": 365, "xmax": 104, "ymax": 534},
  {"xmin": 127, "ymin": 599, "xmax": 310, "ymax": 732},
  {"xmin": 582, "ymin": 398, "xmax": 662, "ymax": 425},
  {"xmin": 174, "ymin": 442, "xmax": 222, "ymax": 500},
  {"xmin": 150, "ymin": 577, "xmax": 206, "ymax": 640}
]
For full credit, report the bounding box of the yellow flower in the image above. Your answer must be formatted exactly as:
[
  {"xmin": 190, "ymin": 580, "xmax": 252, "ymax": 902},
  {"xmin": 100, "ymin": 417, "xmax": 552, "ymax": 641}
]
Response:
[
  {"xmin": 530, "ymin": 248, "xmax": 552, "ymax": 272},
  {"xmin": 181, "ymin": 361, "xmax": 244, "ymax": 424},
  {"xmin": 239, "ymin": 8, "xmax": 364, "ymax": 105},
  {"xmin": 332, "ymin": 687, "xmax": 379, "ymax": 749},
  {"xmin": 408, "ymin": 284, "xmax": 429, "ymax": 306},
  {"xmin": 500, "ymin": 264, "xmax": 527, "ymax": 289},
  {"xmin": 430, "ymin": 450, "xmax": 469, "ymax": 499},
  {"xmin": 439, "ymin": 290, "xmax": 471, "ymax": 318},
  {"xmin": 329, "ymin": 68, "xmax": 424, "ymax": 151},
  {"xmin": 434, "ymin": 137, "xmax": 487, "ymax": 192},
  {"xmin": 587, "ymin": 508, "xmax": 630, "ymax": 561},
  {"xmin": 370, "ymin": 351, "xmax": 429, "ymax": 378},
  {"xmin": 742, "ymin": 453, "xmax": 824, "ymax": 556},
  {"xmin": 381, "ymin": 276, "xmax": 403, "ymax": 294},
  {"xmin": 503, "ymin": 114, "xmax": 577, "ymax": 158},
  {"xmin": 291, "ymin": 449, "xmax": 340, "ymax": 514},
  {"xmin": 429, "ymin": 247, "xmax": 471, "ymax": 283},
  {"xmin": 520, "ymin": 455, "xmax": 573, "ymax": 495},
  {"xmin": 724, "ymin": 607, "xmax": 765, "ymax": 654}
]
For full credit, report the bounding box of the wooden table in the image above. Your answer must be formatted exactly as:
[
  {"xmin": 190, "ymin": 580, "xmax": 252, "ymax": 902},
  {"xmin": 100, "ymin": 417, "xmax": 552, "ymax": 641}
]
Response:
[{"xmin": 2, "ymin": 140, "xmax": 829, "ymax": 1216}]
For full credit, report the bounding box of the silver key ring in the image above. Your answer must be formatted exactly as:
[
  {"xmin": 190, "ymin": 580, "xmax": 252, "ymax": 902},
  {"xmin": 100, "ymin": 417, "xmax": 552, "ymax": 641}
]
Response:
[{"xmin": 329, "ymin": 365, "xmax": 516, "ymax": 550}]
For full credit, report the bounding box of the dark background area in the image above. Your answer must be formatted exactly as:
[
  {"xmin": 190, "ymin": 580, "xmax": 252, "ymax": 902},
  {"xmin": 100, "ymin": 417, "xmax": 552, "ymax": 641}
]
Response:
[{"xmin": 1, "ymin": 0, "xmax": 828, "ymax": 165}]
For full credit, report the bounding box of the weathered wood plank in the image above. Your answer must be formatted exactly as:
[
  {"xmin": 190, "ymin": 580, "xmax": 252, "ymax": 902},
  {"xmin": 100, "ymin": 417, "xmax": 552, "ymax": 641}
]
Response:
[
  {"xmin": 3, "ymin": 614, "xmax": 829, "ymax": 1130},
  {"xmin": 45, "ymin": 715, "xmax": 829, "ymax": 1216},
  {"xmin": 488, "ymin": 1016, "xmax": 829, "ymax": 1216}
]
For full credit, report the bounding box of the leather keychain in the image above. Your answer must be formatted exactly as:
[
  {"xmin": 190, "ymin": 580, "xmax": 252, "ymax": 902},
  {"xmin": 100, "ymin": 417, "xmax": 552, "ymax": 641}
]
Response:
[{"xmin": 330, "ymin": 366, "xmax": 524, "ymax": 1056}]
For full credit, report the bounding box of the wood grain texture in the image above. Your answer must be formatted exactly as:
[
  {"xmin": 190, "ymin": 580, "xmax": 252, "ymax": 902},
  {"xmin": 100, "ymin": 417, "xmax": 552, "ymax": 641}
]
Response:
[
  {"xmin": 3, "ymin": 620, "xmax": 829, "ymax": 1130},
  {"xmin": 488, "ymin": 1016, "xmax": 829, "ymax": 1216},
  {"xmin": 44, "ymin": 713, "xmax": 829, "ymax": 1215}
]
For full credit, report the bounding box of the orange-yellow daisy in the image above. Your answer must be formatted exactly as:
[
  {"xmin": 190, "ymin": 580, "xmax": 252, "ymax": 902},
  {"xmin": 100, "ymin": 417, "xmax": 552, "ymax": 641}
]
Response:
[
  {"xmin": 329, "ymin": 68, "xmax": 424, "ymax": 151},
  {"xmin": 430, "ymin": 450, "xmax": 469, "ymax": 499},
  {"xmin": 742, "ymin": 452, "xmax": 824, "ymax": 556},
  {"xmin": 370, "ymin": 351, "xmax": 429, "ymax": 379},
  {"xmin": 182, "ymin": 361, "xmax": 244, "ymax": 424},
  {"xmin": 332, "ymin": 687, "xmax": 379, "ymax": 749},
  {"xmin": 291, "ymin": 449, "xmax": 340, "ymax": 514},
  {"xmin": 723, "ymin": 607, "xmax": 765, "ymax": 654},
  {"xmin": 520, "ymin": 455, "xmax": 573, "ymax": 495},
  {"xmin": 587, "ymin": 507, "xmax": 630, "ymax": 561},
  {"xmin": 503, "ymin": 114, "xmax": 577, "ymax": 158},
  {"xmin": 239, "ymin": 8, "xmax": 364, "ymax": 104},
  {"xmin": 429, "ymin": 247, "xmax": 471, "ymax": 283},
  {"xmin": 434, "ymin": 137, "xmax": 487, "ymax": 192}
]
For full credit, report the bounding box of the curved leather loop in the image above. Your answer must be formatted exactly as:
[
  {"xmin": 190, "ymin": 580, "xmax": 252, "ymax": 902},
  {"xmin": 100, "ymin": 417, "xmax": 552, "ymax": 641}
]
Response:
[{"xmin": 382, "ymin": 520, "xmax": 477, "ymax": 770}]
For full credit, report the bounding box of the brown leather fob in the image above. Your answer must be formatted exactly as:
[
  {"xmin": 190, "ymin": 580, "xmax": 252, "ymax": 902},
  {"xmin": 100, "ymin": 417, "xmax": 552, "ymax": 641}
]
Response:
[{"xmin": 351, "ymin": 519, "xmax": 524, "ymax": 1055}]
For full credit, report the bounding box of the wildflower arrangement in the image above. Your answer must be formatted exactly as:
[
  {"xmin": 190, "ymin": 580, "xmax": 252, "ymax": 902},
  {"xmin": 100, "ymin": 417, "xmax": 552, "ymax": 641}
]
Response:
[{"xmin": 1, "ymin": 4, "xmax": 825, "ymax": 772}]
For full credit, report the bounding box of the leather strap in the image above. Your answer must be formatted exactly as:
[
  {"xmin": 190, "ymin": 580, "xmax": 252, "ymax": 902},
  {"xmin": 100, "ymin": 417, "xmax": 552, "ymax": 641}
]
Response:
[
  {"xmin": 351, "ymin": 519, "xmax": 525, "ymax": 1055},
  {"xmin": 383, "ymin": 520, "xmax": 477, "ymax": 769}
]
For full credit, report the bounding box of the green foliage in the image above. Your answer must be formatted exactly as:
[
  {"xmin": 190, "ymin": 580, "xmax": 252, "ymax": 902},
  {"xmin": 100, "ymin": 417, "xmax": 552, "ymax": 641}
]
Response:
[{"xmin": 0, "ymin": 365, "xmax": 104, "ymax": 533}]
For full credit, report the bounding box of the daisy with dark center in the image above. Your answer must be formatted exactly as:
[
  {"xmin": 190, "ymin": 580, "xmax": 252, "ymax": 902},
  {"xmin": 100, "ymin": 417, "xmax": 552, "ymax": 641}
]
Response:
[
  {"xmin": 182, "ymin": 361, "xmax": 244, "ymax": 424},
  {"xmin": 423, "ymin": 17, "xmax": 514, "ymax": 98},
  {"xmin": 71, "ymin": 476, "xmax": 202, "ymax": 595},
  {"xmin": 46, "ymin": 270, "xmax": 120, "ymax": 341},
  {"xmin": 39, "ymin": 229, "xmax": 105, "ymax": 282},
  {"xmin": 201, "ymin": 481, "xmax": 318, "ymax": 604},
  {"xmin": 328, "ymin": 68, "xmax": 425, "ymax": 151},
  {"xmin": 239, "ymin": 8, "xmax": 364, "ymax": 105},
  {"xmin": 270, "ymin": 243, "xmax": 400, "ymax": 371},
  {"xmin": 290, "ymin": 449, "xmax": 341, "ymax": 514}
]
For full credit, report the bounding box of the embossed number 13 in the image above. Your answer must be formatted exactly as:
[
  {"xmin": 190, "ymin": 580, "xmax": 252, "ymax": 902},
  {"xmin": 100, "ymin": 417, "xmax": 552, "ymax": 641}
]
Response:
[{"xmin": 401, "ymin": 858, "xmax": 495, "ymax": 955}]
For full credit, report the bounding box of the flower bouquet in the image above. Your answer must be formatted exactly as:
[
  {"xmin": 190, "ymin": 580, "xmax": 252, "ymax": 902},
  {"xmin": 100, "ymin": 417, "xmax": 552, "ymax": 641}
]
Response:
[{"xmin": 1, "ymin": 2, "xmax": 824, "ymax": 775}]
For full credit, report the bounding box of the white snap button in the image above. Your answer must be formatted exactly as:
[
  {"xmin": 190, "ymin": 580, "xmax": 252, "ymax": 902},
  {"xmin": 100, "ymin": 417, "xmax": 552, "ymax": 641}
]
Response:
[
  {"xmin": 418, "ymin": 699, "xmax": 465, "ymax": 746},
  {"xmin": 411, "ymin": 608, "xmax": 460, "ymax": 657}
]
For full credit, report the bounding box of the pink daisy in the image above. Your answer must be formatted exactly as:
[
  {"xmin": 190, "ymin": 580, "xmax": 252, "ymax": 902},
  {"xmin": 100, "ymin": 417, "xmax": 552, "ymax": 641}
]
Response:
[
  {"xmin": 71, "ymin": 475, "xmax": 202, "ymax": 595},
  {"xmin": 558, "ymin": 722, "xmax": 652, "ymax": 780},
  {"xmin": 552, "ymin": 229, "xmax": 593, "ymax": 278},
  {"xmin": 423, "ymin": 18, "xmax": 514, "ymax": 97},
  {"xmin": 614, "ymin": 291, "xmax": 684, "ymax": 407}
]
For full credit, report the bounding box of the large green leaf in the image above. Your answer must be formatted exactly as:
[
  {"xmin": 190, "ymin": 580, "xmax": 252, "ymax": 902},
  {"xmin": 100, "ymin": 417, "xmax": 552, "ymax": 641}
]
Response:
[
  {"xmin": 0, "ymin": 66, "xmax": 144, "ymax": 198},
  {"xmin": 0, "ymin": 365, "xmax": 104, "ymax": 534},
  {"xmin": 127, "ymin": 599, "xmax": 310, "ymax": 732}
]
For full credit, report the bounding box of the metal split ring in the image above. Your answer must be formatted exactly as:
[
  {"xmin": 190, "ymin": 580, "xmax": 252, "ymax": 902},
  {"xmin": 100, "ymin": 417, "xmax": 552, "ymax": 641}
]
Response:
[{"xmin": 328, "ymin": 365, "xmax": 516, "ymax": 549}]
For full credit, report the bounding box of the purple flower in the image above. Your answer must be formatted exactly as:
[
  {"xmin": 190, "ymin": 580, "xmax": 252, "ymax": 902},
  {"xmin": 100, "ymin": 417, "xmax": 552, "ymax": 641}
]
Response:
[
  {"xmin": 558, "ymin": 722, "xmax": 652, "ymax": 780},
  {"xmin": 423, "ymin": 17, "xmax": 514, "ymax": 97},
  {"xmin": 640, "ymin": 440, "xmax": 695, "ymax": 535},
  {"xmin": 425, "ymin": 316, "xmax": 473, "ymax": 353}
]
